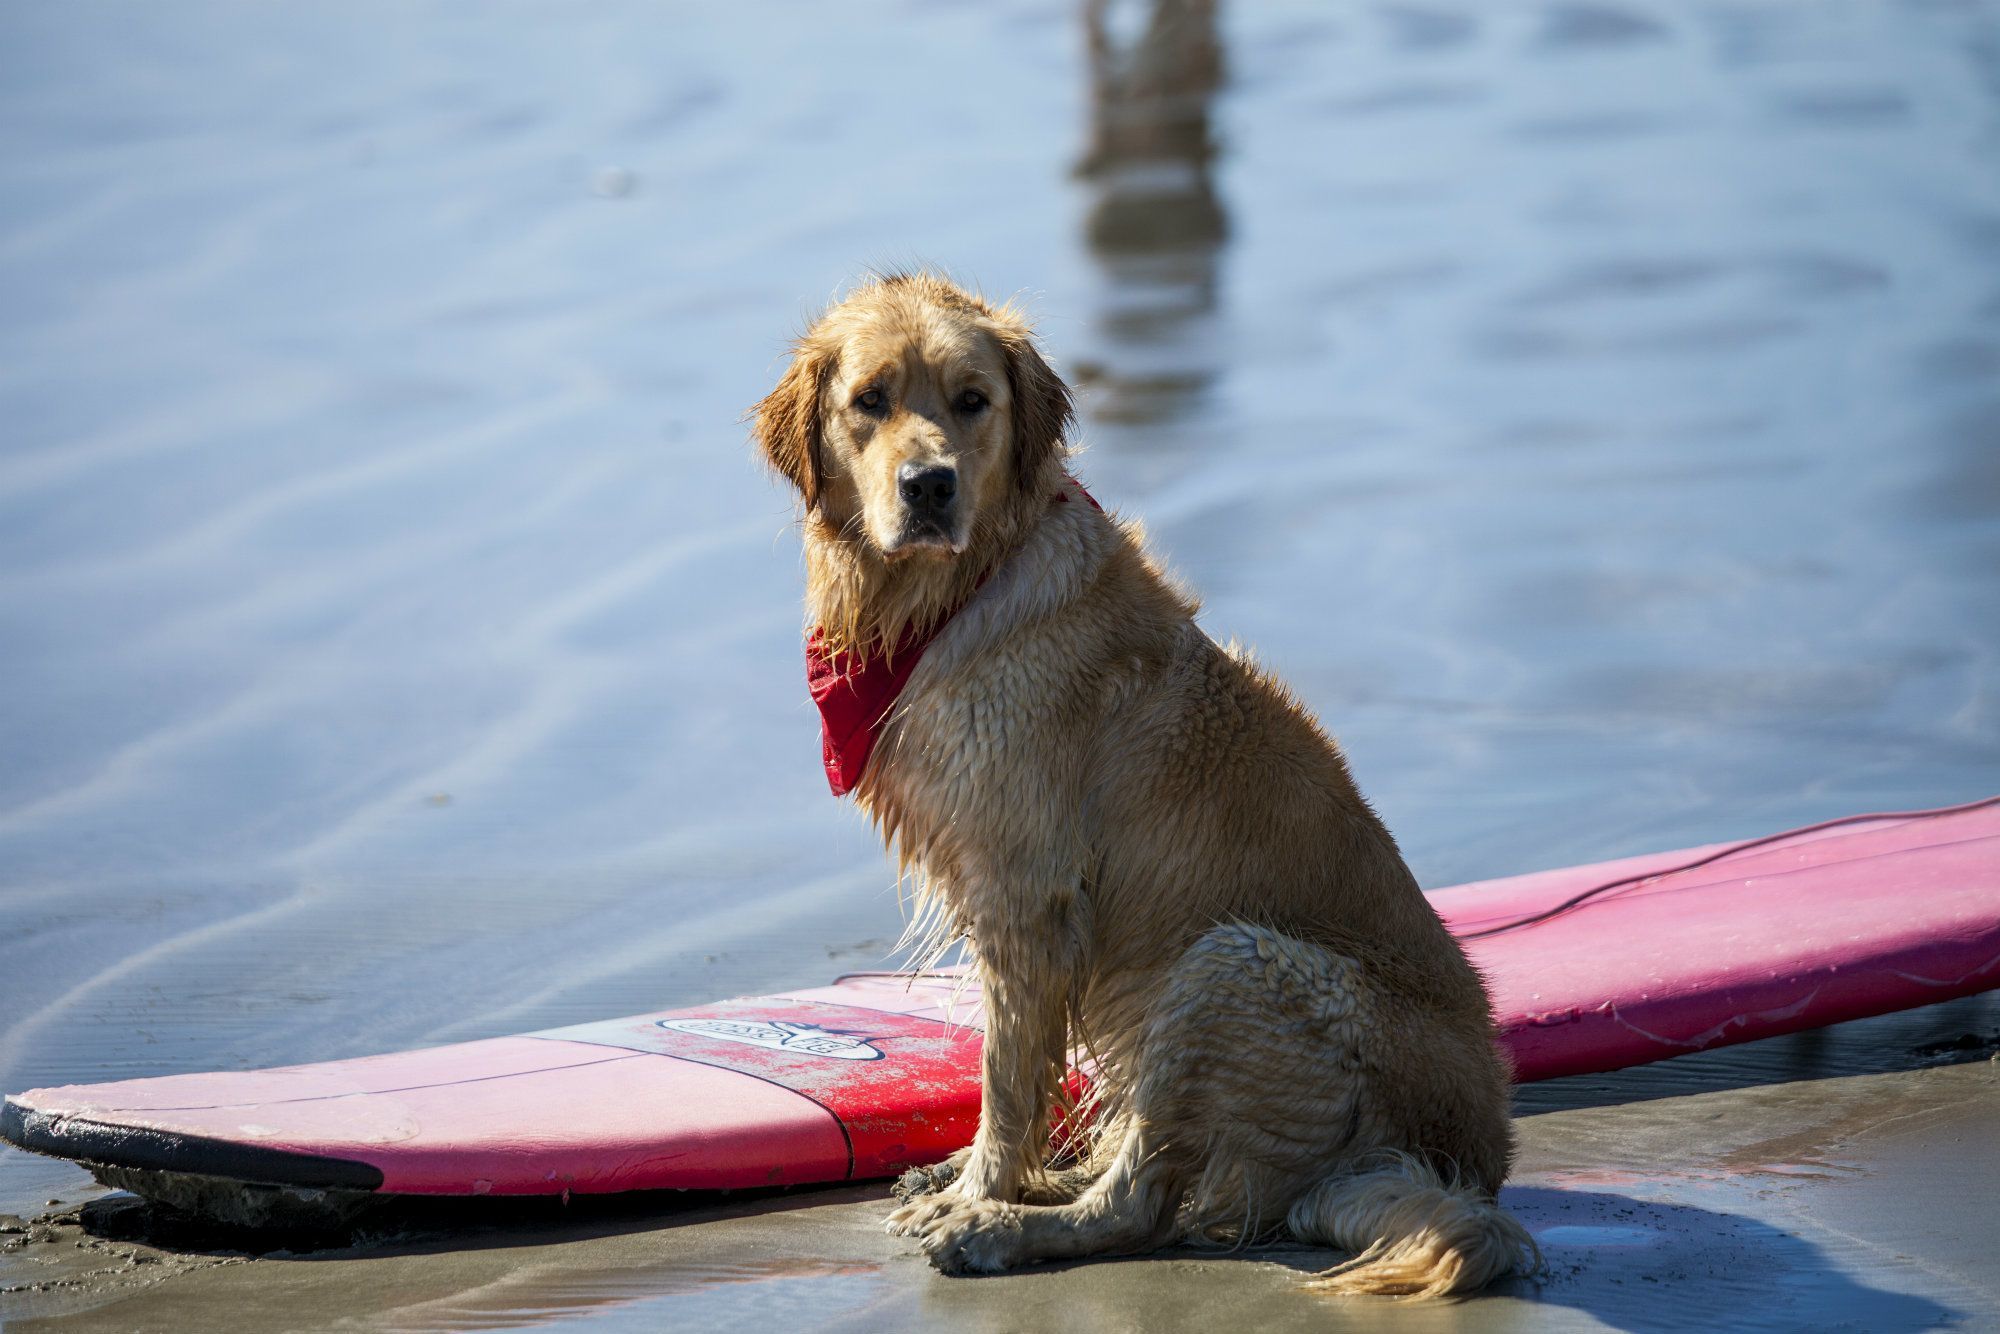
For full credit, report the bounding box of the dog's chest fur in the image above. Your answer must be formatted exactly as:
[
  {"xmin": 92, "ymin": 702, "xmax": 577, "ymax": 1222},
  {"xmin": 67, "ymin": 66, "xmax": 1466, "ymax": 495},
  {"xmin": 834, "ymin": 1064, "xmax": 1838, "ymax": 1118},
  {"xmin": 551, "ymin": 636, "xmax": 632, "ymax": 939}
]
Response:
[{"xmin": 850, "ymin": 502, "xmax": 1166, "ymax": 939}]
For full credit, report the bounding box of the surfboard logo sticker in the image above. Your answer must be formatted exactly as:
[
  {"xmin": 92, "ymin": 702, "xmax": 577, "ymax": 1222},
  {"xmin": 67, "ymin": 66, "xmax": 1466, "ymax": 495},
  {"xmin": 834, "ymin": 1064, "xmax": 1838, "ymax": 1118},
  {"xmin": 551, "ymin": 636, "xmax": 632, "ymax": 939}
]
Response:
[{"xmin": 658, "ymin": 1017, "xmax": 885, "ymax": 1061}]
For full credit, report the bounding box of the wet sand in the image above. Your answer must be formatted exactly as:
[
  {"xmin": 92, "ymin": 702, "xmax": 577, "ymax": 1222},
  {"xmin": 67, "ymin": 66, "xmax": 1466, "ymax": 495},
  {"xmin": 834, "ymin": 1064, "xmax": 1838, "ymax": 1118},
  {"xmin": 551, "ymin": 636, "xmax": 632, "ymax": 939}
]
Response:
[{"xmin": 3, "ymin": 0, "xmax": 1998, "ymax": 1328}]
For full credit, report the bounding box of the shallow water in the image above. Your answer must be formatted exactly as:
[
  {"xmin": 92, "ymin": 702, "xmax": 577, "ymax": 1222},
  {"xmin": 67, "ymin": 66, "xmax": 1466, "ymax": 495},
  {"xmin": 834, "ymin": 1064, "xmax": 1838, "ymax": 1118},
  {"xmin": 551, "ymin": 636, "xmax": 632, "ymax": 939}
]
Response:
[{"xmin": 1, "ymin": 0, "xmax": 1997, "ymax": 1307}]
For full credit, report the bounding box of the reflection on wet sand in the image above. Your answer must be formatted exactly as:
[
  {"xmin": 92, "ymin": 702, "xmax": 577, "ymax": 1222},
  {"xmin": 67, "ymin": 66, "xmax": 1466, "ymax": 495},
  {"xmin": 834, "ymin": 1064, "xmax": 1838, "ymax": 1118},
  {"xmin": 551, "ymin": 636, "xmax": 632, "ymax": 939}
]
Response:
[
  {"xmin": 392, "ymin": 1258, "xmax": 883, "ymax": 1333},
  {"xmin": 1071, "ymin": 0, "xmax": 1227, "ymax": 427}
]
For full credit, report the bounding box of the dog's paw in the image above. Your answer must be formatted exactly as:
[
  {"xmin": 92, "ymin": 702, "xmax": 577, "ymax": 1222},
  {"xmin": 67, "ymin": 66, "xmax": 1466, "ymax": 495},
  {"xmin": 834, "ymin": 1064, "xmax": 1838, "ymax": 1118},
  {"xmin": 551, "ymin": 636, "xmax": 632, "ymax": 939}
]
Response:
[
  {"xmin": 891, "ymin": 1157, "xmax": 961, "ymax": 1205},
  {"xmin": 885, "ymin": 1190, "xmax": 961, "ymax": 1237},
  {"xmin": 915, "ymin": 1199, "xmax": 1025, "ymax": 1276}
]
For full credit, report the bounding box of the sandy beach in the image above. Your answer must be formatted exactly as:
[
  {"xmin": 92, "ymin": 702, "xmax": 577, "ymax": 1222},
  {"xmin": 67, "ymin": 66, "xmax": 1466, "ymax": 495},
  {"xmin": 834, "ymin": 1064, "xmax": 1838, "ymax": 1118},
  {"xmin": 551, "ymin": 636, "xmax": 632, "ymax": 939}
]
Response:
[{"xmin": 3, "ymin": 1, "xmax": 1998, "ymax": 1328}]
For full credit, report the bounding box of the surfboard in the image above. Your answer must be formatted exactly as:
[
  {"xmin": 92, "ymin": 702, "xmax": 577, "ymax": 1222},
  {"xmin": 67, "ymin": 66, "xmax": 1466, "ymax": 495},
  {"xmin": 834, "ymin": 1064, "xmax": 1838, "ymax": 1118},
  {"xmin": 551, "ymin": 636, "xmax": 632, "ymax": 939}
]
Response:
[{"xmin": 5, "ymin": 799, "xmax": 1995, "ymax": 1222}]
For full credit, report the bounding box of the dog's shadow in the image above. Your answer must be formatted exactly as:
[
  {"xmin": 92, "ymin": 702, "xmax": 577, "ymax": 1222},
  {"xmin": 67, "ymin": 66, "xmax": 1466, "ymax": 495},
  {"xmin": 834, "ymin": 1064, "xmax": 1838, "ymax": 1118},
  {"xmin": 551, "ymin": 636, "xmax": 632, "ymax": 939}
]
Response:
[{"xmin": 1484, "ymin": 1185, "xmax": 1952, "ymax": 1334}]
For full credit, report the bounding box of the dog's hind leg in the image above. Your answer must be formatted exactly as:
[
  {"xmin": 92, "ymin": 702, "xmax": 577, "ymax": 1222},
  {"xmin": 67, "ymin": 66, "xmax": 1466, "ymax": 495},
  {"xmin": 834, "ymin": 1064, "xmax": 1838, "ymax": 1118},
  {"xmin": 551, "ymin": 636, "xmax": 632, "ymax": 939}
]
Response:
[{"xmin": 1021, "ymin": 1161, "xmax": 1110, "ymax": 1205}]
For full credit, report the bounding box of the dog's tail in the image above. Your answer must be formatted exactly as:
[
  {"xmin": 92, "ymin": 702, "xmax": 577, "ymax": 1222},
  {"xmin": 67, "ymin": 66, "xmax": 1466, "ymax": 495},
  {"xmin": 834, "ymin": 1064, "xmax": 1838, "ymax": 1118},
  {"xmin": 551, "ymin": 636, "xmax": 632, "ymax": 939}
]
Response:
[{"xmin": 1285, "ymin": 1150, "xmax": 1539, "ymax": 1300}]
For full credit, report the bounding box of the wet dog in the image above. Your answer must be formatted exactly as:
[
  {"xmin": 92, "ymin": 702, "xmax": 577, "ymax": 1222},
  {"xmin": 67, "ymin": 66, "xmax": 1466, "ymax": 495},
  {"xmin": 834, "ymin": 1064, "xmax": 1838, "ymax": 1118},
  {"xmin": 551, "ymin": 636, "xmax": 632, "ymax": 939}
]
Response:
[{"xmin": 751, "ymin": 273, "xmax": 1535, "ymax": 1297}]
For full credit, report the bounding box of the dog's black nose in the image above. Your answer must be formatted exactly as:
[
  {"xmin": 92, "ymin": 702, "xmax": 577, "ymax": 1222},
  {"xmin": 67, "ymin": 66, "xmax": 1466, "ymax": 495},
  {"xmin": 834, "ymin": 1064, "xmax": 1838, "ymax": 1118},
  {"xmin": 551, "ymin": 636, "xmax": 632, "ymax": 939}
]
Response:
[{"xmin": 898, "ymin": 464, "xmax": 957, "ymax": 514}]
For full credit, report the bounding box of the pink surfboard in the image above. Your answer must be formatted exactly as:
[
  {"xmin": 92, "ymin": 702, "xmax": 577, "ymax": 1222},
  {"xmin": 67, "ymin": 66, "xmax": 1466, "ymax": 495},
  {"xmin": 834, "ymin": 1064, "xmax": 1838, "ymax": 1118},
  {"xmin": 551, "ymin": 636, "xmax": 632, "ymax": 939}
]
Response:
[{"xmin": 5, "ymin": 800, "xmax": 1996, "ymax": 1216}]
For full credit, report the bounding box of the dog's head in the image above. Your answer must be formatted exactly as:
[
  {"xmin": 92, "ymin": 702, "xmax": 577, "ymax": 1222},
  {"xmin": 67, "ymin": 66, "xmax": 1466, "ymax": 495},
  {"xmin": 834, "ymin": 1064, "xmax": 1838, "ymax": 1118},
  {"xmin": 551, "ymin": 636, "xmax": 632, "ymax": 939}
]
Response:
[{"xmin": 752, "ymin": 274, "xmax": 1072, "ymax": 562}]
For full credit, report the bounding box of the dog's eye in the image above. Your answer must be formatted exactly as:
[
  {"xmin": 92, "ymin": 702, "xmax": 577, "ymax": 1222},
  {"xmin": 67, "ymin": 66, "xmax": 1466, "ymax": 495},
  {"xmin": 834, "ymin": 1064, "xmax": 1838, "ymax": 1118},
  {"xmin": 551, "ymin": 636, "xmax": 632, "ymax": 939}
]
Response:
[
  {"xmin": 957, "ymin": 389, "xmax": 988, "ymax": 413},
  {"xmin": 855, "ymin": 389, "xmax": 884, "ymax": 413}
]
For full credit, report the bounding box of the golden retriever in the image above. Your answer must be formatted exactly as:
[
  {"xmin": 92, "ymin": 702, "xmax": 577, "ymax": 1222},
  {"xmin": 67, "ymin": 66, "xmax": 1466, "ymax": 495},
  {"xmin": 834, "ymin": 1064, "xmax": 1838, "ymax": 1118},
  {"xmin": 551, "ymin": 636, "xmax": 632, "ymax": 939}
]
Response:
[{"xmin": 751, "ymin": 272, "xmax": 1535, "ymax": 1297}]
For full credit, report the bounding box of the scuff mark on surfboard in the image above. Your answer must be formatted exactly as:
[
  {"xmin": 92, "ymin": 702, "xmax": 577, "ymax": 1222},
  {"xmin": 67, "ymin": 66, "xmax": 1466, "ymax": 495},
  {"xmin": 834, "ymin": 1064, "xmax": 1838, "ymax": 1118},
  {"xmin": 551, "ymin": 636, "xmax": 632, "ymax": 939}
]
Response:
[
  {"xmin": 1607, "ymin": 988, "xmax": 1822, "ymax": 1051},
  {"xmin": 1895, "ymin": 948, "xmax": 2000, "ymax": 988}
]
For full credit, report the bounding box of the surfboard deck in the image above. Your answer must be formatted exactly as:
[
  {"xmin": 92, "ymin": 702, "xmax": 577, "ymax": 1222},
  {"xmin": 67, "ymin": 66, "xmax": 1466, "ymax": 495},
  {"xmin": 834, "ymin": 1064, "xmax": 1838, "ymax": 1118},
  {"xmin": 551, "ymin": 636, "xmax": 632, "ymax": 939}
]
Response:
[{"xmin": 6, "ymin": 800, "xmax": 1996, "ymax": 1225}]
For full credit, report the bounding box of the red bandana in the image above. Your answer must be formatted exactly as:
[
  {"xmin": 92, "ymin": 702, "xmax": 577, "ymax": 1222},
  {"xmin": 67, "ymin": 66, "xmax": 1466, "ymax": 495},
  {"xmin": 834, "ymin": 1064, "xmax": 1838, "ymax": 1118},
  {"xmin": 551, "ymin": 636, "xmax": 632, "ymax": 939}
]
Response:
[
  {"xmin": 805, "ymin": 619, "xmax": 941, "ymax": 797},
  {"xmin": 805, "ymin": 486, "xmax": 1096, "ymax": 797}
]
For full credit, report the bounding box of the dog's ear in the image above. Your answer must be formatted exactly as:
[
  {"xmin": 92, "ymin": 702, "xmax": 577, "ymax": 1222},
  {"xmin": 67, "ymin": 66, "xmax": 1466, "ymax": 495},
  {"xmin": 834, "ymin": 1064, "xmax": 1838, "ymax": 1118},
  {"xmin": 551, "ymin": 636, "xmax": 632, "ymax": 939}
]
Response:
[
  {"xmin": 752, "ymin": 344, "xmax": 829, "ymax": 509},
  {"xmin": 997, "ymin": 325, "xmax": 1074, "ymax": 495}
]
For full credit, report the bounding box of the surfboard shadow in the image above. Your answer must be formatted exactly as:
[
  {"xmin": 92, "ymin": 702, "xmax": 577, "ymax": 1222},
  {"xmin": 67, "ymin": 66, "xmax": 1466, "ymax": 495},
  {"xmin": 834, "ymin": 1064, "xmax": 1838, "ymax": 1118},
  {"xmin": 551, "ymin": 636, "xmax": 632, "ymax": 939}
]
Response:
[
  {"xmin": 65, "ymin": 1175, "xmax": 888, "ymax": 1259},
  {"xmin": 1514, "ymin": 991, "xmax": 2000, "ymax": 1117}
]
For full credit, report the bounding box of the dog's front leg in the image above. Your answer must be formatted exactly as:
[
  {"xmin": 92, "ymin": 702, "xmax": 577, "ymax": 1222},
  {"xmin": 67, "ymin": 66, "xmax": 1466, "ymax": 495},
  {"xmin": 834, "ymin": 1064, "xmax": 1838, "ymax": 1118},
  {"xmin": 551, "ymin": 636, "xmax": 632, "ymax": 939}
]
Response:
[{"xmin": 886, "ymin": 885, "xmax": 1078, "ymax": 1235}]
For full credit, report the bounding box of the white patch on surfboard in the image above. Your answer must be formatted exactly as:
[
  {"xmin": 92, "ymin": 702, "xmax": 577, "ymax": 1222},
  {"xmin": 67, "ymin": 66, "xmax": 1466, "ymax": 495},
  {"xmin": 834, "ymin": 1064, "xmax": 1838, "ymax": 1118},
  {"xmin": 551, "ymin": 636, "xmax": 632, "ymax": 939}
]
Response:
[{"xmin": 657, "ymin": 1017, "xmax": 885, "ymax": 1060}]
